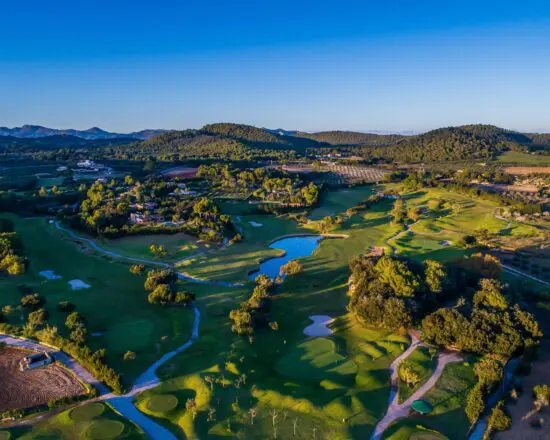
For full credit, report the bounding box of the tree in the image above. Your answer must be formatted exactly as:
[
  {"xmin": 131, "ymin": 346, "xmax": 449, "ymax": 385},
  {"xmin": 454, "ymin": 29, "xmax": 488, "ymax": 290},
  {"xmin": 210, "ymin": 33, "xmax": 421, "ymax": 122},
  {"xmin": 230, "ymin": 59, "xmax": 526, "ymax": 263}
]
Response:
[
  {"xmin": 65, "ymin": 311, "xmax": 85, "ymax": 330},
  {"xmin": 488, "ymin": 401, "xmax": 511, "ymax": 432},
  {"xmin": 473, "ymin": 279, "xmax": 508, "ymax": 310},
  {"xmin": 123, "ymin": 351, "xmax": 136, "ymax": 361},
  {"xmin": 186, "ymin": 398, "xmax": 198, "ymax": 420},
  {"xmin": 70, "ymin": 326, "xmax": 88, "ymax": 345},
  {"xmin": 28, "ymin": 308, "xmax": 48, "ymax": 327},
  {"xmin": 204, "ymin": 375, "xmax": 216, "ymax": 391},
  {"xmin": 57, "ymin": 301, "xmax": 76, "ymax": 313},
  {"xmin": 390, "ymin": 198, "xmax": 407, "ymax": 224},
  {"xmin": 462, "ymin": 253, "xmax": 502, "ymax": 279},
  {"xmin": 375, "ymin": 256, "xmax": 420, "ymax": 297},
  {"xmin": 129, "ymin": 264, "xmax": 145, "ymax": 275},
  {"xmin": 465, "ymin": 383, "xmax": 486, "ymax": 425},
  {"xmin": 424, "ymin": 260, "xmax": 446, "ymax": 294},
  {"xmin": 279, "ymin": 260, "xmax": 303, "ymax": 277},
  {"xmin": 474, "ymin": 357, "xmax": 503, "ymax": 386},
  {"xmin": 533, "ymin": 384, "xmax": 550, "ymax": 409},
  {"xmin": 21, "ymin": 293, "xmax": 45, "ymax": 309},
  {"xmin": 398, "ymin": 361, "xmax": 420, "ymax": 387}
]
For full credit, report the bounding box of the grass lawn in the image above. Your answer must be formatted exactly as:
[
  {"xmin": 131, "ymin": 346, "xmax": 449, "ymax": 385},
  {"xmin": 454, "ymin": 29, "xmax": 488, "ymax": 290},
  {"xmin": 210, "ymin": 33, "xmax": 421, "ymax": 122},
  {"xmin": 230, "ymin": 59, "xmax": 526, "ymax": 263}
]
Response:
[
  {"xmin": 309, "ymin": 185, "xmax": 376, "ymax": 219},
  {"xmin": 496, "ymin": 151, "xmax": 550, "ymax": 165},
  {"xmin": 2, "ymin": 402, "xmax": 146, "ymax": 439},
  {"xmin": 0, "ymin": 214, "xmax": 195, "ymax": 383},
  {"xmin": 99, "ymin": 232, "xmax": 206, "ymax": 263},
  {"xmin": 397, "ymin": 346, "xmax": 438, "ymax": 403}
]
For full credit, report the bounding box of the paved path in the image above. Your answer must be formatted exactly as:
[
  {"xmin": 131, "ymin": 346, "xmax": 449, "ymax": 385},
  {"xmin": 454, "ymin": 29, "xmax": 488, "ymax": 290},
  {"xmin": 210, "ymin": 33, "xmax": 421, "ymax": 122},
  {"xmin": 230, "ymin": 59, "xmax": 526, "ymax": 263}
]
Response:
[
  {"xmin": 502, "ymin": 264, "xmax": 550, "ymax": 287},
  {"xmin": 371, "ymin": 339, "xmax": 462, "ymax": 440}
]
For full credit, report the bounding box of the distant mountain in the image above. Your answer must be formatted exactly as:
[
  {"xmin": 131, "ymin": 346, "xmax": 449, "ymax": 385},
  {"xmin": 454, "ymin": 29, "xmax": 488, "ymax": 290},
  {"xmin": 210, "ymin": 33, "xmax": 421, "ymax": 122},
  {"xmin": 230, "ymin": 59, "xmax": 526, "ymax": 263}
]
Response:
[
  {"xmin": 0, "ymin": 125, "xmax": 166, "ymax": 140},
  {"xmin": 0, "ymin": 134, "xmax": 135, "ymax": 151}
]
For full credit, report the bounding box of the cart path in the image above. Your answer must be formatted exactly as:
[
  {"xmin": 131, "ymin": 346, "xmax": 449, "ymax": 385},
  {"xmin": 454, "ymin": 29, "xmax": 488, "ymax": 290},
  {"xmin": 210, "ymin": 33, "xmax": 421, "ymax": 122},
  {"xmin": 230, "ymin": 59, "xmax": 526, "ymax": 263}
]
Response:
[
  {"xmin": 371, "ymin": 347, "xmax": 462, "ymax": 440},
  {"xmin": 0, "ymin": 306, "xmax": 200, "ymax": 440},
  {"xmin": 54, "ymin": 221, "xmax": 244, "ymax": 287}
]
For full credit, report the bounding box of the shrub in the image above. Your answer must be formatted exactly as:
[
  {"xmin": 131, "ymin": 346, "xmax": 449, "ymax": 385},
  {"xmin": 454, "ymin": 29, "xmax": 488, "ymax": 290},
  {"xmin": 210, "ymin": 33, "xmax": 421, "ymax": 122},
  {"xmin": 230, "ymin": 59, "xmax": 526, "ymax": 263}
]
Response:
[
  {"xmin": 488, "ymin": 401, "xmax": 512, "ymax": 432},
  {"xmin": 27, "ymin": 308, "xmax": 49, "ymax": 327},
  {"xmin": 57, "ymin": 301, "xmax": 76, "ymax": 313}
]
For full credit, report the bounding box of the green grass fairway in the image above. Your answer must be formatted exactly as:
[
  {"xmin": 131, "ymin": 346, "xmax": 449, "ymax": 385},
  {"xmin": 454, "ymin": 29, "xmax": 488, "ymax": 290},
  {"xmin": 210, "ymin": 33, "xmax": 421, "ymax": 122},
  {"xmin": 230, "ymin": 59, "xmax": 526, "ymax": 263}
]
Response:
[
  {"xmin": 146, "ymin": 394, "xmax": 179, "ymax": 413},
  {"xmin": 86, "ymin": 420, "xmax": 125, "ymax": 439},
  {"xmin": 8, "ymin": 403, "xmax": 146, "ymax": 439},
  {"xmin": 276, "ymin": 337, "xmax": 357, "ymax": 383},
  {"xmin": 496, "ymin": 151, "xmax": 550, "ymax": 165},
  {"xmin": 309, "ymin": 185, "xmax": 376, "ymax": 219},
  {"xmin": 0, "ymin": 214, "xmax": 194, "ymax": 382},
  {"xmin": 100, "ymin": 232, "xmax": 205, "ymax": 263},
  {"xmin": 398, "ymin": 346, "xmax": 438, "ymax": 403},
  {"xmin": 70, "ymin": 403, "xmax": 105, "ymax": 421}
]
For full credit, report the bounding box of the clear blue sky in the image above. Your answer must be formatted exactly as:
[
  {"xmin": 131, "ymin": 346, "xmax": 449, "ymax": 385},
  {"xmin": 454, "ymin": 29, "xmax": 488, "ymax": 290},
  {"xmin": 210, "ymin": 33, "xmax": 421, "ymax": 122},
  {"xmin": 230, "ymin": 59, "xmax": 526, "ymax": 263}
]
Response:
[{"xmin": 2, "ymin": 0, "xmax": 550, "ymax": 133}]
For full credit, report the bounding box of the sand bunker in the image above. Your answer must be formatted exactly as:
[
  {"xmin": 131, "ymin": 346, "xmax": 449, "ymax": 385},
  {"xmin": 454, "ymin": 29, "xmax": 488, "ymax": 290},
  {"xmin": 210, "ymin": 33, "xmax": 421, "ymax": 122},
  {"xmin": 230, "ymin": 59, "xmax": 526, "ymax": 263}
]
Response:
[
  {"xmin": 439, "ymin": 240, "xmax": 452, "ymax": 247},
  {"xmin": 248, "ymin": 221, "xmax": 263, "ymax": 227},
  {"xmin": 68, "ymin": 279, "xmax": 91, "ymax": 290},
  {"xmin": 39, "ymin": 270, "xmax": 62, "ymax": 280},
  {"xmin": 304, "ymin": 315, "xmax": 334, "ymax": 337}
]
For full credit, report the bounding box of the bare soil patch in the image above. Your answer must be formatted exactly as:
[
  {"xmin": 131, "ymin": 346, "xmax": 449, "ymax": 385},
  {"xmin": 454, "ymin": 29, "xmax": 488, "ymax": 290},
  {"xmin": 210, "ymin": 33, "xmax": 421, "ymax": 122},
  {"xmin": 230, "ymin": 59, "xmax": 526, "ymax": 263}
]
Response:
[
  {"xmin": 503, "ymin": 167, "xmax": 550, "ymax": 175},
  {"xmin": 0, "ymin": 347, "xmax": 85, "ymax": 411}
]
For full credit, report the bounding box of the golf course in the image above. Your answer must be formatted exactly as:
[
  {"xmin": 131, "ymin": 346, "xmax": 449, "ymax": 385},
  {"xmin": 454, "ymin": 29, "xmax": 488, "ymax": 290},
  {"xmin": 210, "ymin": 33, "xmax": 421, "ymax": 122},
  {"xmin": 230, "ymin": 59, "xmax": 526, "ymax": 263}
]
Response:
[{"xmin": 1, "ymin": 182, "xmax": 547, "ymax": 440}]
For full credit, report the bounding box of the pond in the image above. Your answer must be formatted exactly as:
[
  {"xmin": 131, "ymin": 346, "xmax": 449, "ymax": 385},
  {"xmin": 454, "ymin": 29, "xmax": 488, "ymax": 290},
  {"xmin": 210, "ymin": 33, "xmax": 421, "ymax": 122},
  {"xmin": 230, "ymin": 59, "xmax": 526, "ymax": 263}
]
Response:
[{"xmin": 249, "ymin": 235, "xmax": 322, "ymax": 280}]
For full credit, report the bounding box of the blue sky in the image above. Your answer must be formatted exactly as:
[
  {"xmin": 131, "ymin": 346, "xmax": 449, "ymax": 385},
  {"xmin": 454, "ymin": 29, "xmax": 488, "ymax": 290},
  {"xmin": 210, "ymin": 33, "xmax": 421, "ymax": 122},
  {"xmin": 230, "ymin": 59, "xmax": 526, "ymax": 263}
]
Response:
[{"xmin": 1, "ymin": 0, "xmax": 550, "ymax": 132}]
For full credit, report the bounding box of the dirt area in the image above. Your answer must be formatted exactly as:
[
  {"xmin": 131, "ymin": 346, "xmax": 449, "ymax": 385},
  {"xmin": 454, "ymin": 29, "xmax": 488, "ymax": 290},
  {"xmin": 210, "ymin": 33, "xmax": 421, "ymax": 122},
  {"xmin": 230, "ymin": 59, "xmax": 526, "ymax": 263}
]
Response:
[
  {"xmin": 476, "ymin": 183, "xmax": 540, "ymax": 193},
  {"xmin": 0, "ymin": 347, "xmax": 85, "ymax": 411},
  {"xmin": 161, "ymin": 166, "xmax": 198, "ymax": 178},
  {"xmin": 496, "ymin": 339, "xmax": 550, "ymax": 439},
  {"xmin": 503, "ymin": 167, "xmax": 550, "ymax": 175}
]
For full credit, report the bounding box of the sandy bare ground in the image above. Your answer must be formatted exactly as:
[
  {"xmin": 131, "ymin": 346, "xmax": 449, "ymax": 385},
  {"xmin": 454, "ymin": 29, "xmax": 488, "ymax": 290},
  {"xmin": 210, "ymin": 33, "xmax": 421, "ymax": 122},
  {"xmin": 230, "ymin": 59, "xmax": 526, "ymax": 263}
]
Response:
[
  {"xmin": 503, "ymin": 167, "xmax": 550, "ymax": 175},
  {"xmin": 370, "ymin": 333, "xmax": 462, "ymax": 440},
  {"xmin": 0, "ymin": 347, "xmax": 85, "ymax": 412}
]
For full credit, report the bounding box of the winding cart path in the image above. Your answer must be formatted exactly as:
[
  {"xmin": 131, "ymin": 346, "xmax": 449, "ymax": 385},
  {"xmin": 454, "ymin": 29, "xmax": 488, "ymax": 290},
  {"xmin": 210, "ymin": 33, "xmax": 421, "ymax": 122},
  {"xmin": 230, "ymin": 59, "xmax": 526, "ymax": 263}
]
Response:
[{"xmin": 370, "ymin": 334, "xmax": 462, "ymax": 440}]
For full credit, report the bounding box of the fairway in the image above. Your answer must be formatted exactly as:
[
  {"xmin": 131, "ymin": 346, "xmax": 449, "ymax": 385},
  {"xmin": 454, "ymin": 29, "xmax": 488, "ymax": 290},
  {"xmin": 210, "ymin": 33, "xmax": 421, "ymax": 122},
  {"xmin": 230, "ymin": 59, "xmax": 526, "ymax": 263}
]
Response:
[
  {"xmin": 497, "ymin": 151, "xmax": 550, "ymax": 165},
  {"xmin": 0, "ymin": 215, "xmax": 195, "ymax": 382},
  {"xmin": 309, "ymin": 185, "xmax": 376, "ymax": 219}
]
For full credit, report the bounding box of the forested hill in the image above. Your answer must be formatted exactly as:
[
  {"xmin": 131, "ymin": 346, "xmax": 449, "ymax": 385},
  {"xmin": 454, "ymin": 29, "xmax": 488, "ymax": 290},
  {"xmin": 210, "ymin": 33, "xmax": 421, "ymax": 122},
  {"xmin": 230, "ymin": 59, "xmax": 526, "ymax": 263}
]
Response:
[
  {"xmin": 106, "ymin": 127, "xmax": 311, "ymax": 161},
  {"xmin": 359, "ymin": 124, "xmax": 545, "ymax": 163},
  {"xmin": 295, "ymin": 130, "xmax": 405, "ymax": 146},
  {"xmin": 201, "ymin": 123, "xmax": 326, "ymax": 150}
]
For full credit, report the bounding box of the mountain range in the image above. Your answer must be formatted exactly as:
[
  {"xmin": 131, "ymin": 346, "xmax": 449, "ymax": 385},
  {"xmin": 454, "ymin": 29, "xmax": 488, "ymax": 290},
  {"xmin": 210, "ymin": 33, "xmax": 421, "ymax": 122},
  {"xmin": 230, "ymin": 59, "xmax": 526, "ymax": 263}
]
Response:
[{"xmin": 0, "ymin": 125, "xmax": 165, "ymax": 140}]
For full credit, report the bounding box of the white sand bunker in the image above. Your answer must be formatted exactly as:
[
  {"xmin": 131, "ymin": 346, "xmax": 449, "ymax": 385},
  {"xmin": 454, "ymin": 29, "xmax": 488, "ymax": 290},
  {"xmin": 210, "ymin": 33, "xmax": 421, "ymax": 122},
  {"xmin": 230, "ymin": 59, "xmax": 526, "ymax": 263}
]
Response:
[
  {"xmin": 248, "ymin": 221, "xmax": 263, "ymax": 227},
  {"xmin": 68, "ymin": 279, "xmax": 91, "ymax": 290},
  {"xmin": 304, "ymin": 315, "xmax": 334, "ymax": 337},
  {"xmin": 440, "ymin": 240, "xmax": 452, "ymax": 247},
  {"xmin": 39, "ymin": 270, "xmax": 62, "ymax": 280}
]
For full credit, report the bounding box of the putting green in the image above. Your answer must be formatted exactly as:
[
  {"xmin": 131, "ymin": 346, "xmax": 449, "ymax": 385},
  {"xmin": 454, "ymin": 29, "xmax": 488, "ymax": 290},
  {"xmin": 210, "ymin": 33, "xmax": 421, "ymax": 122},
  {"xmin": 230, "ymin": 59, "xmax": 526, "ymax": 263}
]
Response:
[
  {"xmin": 86, "ymin": 420, "xmax": 125, "ymax": 440},
  {"xmin": 70, "ymin": 403, "xmax": 105, "ymax": 422},
  {"xmin": 146, "ymin": 394, "xmax": 179, "ymax": 413},
  {"xmin": 276, "ymin": 337, "xmax": 357, "ymax": 382}
]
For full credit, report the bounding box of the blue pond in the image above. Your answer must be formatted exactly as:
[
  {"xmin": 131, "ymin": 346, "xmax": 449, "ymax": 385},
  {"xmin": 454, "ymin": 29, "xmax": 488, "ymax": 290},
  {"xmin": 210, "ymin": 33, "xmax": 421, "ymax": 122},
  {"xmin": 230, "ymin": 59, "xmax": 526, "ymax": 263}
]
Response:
[{"xmin": 249, "ymin": 235, "xmax": 323, "ymax": 280}]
